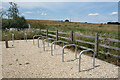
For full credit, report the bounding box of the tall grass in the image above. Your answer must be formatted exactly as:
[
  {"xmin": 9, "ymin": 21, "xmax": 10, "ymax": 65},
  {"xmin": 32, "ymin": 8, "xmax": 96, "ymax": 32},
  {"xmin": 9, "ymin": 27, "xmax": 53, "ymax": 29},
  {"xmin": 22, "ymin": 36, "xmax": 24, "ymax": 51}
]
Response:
[
  {"xmin": 27, "ymin": 19, "xmax": 118, "ymax": 39},
  {"xmin": 2, "ymin": 29, "xmax": 41, "ymax": 41}
]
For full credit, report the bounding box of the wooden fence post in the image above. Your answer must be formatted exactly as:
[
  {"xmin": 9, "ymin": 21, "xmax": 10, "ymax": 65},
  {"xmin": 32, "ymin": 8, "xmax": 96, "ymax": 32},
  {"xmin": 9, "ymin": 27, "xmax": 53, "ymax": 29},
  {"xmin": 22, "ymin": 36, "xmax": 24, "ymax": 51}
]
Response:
[
  {"xmin": 56, "ymin": 29, "xmax": 58, "ymax": 41},
  {"xmin": 71, "ymin": 31, "xmax": 73, "ymax": 43},
  {"xmin": 5, "ymin": 35, "xmax": 9, "ymax": 48},
  {"xmin": 46, "ymin": 29, "xmax": 48, "ymax": 38},
  {"xmin": 40, "ymin": 28, "xmax": 41, "ymax": 34},
  {"xmin": 95, "ymin": 33, "xmax": 98, "ymax": 54}
]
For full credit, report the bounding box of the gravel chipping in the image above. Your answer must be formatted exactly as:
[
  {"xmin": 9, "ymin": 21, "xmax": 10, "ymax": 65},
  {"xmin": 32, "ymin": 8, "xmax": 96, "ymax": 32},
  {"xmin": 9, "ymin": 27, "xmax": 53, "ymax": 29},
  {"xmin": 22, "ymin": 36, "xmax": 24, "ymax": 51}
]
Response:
[
  {"xmin": 2, "ymin": 39, "xmax": 119, "ymax": 78},
  {"xmin": 0, "ymin": 41, "xmax": 2, "ymax": 79}
]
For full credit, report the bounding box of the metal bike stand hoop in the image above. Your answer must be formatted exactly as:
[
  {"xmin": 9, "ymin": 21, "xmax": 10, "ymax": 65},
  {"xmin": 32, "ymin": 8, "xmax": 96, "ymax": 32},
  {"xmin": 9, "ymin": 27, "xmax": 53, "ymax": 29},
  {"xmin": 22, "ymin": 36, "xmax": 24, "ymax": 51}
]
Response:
[
  {"xmin": 79, "ymin": 49, "xmax": 95, "ymax": 72},
  {"xmin": 51, "ymin": 40, "xmax": 66, "ymax": 56},
  {"xmin": 62, "ymin": 44, "xmax": 77, "ymax": 62},
  {"xmin": 33, "ymin": 35, "xmax": 42, "ymax": 45}
]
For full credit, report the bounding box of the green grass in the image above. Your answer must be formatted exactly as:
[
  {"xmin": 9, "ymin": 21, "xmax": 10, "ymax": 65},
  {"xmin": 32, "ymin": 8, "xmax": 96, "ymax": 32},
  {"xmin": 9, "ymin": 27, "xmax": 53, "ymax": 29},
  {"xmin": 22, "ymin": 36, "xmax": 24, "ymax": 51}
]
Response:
[
  {"xmin": 25, "ymin": 62, "xmax": 30, "ymax": 64},
  {"xmin": 9, "ymin": 64, "xmax": 12, "ymax": 65},
  {"xmin": 16, "ymin": 59, "xmax": 18, "ymax": 61}
]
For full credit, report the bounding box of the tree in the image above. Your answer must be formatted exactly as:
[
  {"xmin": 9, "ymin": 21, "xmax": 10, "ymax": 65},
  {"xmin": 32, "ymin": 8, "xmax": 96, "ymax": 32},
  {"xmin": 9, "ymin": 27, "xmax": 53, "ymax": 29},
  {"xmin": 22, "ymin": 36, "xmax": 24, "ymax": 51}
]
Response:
[
  {"xmin": 0, "ymin": 8, "xmax": 6, "ymax": 19},
  {"xmin": 7, "ymin": 2, "xmax": 19, "ymax": 19},
  {"xmin": 2, "ymin": 2, "xmax": 28, "ymax": 30},
  {"xmin": 15, "ymin": 16, "xmax": 28, "ymax": 29}
]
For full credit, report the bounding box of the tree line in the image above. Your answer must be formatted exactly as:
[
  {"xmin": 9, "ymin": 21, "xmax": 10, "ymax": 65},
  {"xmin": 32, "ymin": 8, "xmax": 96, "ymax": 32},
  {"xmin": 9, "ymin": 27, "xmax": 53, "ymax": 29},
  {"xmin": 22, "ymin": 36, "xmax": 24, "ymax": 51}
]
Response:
[{"xmin": 107, "ymin": 22, "xmax": 120, "ymax": 25}]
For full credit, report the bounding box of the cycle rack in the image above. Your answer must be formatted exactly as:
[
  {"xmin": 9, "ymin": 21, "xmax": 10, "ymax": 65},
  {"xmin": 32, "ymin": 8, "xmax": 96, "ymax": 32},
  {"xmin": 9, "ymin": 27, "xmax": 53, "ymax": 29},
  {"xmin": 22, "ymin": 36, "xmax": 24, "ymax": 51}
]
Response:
[
  {"xmin": 33, "ymin": 35, "xmax": 42, "ymax": 45},
  {"xmin": 12, "ymin": 33, "xmax": 14, "ymax": 45},
  {"xmin": 79, "ymin": 49, "xmax": 95, "ymax": 72},
  {"xmin": 62, "ymin": 44, "xmax": 77, "ymax": 62},
  {"xmin": 43, "ymin": 38, "xmax": 54, "ymax": 47},
  {"xmin": 42, "ymin": 38, "xmax": 55, "ymax": 51},
  {"xmin": 51, "ymin": 40, "xmax": 66, "ymax": 56},
  {"xmin": 38, "ymin": 36, "xmax": 46, "ymax": 48},
  {"xmin": 24, "ymin": 33, "xmax": 27, "ymax": 42}
]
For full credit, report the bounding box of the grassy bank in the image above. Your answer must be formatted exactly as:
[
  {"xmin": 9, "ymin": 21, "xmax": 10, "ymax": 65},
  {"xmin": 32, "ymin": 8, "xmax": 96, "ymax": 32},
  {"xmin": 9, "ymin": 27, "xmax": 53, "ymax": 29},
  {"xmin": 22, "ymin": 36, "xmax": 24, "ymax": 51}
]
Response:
[{"xmin": 27, "ymin": 19, "xmax": 118, "ymax": 39}]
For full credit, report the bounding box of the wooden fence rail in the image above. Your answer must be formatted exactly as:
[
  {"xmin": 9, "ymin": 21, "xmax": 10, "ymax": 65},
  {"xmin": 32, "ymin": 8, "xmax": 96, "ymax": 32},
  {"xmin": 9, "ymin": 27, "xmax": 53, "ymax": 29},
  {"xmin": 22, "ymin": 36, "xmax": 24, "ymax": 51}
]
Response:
[
  {"xmin": 58, "ymin": 32, "xmax": 70, "ymax": 35},
  {"xmin": 75, "ymin": 34, "xmax": 95, "ymax": 39},
  {"xmin": 99, "ymin": 37, "xmax": 120, "ymax": 43},
  {"xmin": 75, "ymin": 39, "xmax": 95, "ymax": 45}
]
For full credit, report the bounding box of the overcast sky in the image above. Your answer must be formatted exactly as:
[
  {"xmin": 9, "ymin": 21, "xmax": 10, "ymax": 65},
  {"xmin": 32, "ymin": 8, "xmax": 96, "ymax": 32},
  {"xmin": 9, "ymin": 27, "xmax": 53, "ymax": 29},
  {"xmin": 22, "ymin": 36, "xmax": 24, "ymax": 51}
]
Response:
[{"xmin": 1, "ymin": 2, "xmax": 118, "ymax": 23}]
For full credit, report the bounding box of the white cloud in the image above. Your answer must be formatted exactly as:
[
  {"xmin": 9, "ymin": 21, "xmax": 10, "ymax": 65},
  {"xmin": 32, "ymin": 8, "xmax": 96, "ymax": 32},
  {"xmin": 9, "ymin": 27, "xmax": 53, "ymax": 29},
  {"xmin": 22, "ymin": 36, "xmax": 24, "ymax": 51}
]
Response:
[
  {"xmin": 88, "ymin": 13, "xmax": 99, "ymax": 16},
  {"xmin": 24, "ymin": 11, "xmax": 32, "ymax": 14},
  {"xmin": 20, "ymin": 13, "xmax": 25, "ymax": 16},
  {"xmin": 37, "ymin": 9, "xmax": 44, "ymax": 13},
  {"xmin": 111, "ymin": 12, "xmax": 118, "ymax": 15},
  {"xmin": 41, "ymin": 13, "xmax": 47, "ymax": 16},
  {"xmin": 0, "ymin": 6, "xmax": 6, "ymax": 9},
  {"xmin": 19, "ymin": 13, "xmax": 29, "ymax": 18},
  {"xmin": 0, "ymin": 6, "xmax": 3, "ymax": 9}
]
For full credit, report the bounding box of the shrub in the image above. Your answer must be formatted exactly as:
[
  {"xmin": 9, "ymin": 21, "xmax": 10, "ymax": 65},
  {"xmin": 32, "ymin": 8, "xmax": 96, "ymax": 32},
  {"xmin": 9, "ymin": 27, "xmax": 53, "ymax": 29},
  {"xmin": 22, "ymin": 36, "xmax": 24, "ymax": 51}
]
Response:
[
  {"xmin": 2, "ymin": 17, "xmax": 28, "ymax": 30},
  {"xmin": 65, "ymin": 19, "xmax": 69, "ymax": 22}
]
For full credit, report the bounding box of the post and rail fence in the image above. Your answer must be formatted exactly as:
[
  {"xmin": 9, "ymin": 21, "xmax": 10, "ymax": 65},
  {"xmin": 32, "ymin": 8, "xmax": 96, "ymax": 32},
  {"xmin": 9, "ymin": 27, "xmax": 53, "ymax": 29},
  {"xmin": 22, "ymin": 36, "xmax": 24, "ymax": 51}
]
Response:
[{"xmin": 40, "ymin": 29, "xmax": 120, "ymax": 59}]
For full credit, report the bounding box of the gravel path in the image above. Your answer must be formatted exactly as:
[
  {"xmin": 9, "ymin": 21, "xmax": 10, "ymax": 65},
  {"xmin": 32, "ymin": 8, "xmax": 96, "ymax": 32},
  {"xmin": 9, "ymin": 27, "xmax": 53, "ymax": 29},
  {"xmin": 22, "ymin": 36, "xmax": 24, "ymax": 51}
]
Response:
[
  {"xmin": 2, "ymin": 39, "xmax": 119, "ymax": 78},
  {"xmin": 0, "ymin": 41, "xmax": 2, "ymax": 79}
]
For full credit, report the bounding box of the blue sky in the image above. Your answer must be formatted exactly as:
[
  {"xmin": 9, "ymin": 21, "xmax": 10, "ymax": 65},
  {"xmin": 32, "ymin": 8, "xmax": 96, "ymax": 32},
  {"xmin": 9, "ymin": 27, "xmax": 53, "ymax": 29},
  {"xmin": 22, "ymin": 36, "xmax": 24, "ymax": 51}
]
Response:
[{"xmin": 1, "ymin": 2, "xmax": 118, "ymax": 23}]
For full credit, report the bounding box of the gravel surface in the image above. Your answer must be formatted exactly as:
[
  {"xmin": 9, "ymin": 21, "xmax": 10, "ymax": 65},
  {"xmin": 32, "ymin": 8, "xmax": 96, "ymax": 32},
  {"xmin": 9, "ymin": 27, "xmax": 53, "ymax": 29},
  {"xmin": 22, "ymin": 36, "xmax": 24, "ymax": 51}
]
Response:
[
  {"xmin": 0, "ymin": 41, "xmax": 2, "ymax": 79},
  {"xmin": 2, "ymin": 39, "xmax": 119, "ymax": 78}
]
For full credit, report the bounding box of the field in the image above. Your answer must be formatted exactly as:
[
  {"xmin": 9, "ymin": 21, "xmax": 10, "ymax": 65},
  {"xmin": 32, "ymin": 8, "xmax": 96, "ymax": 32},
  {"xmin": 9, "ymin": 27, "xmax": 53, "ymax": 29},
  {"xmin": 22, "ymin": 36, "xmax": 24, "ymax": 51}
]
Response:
[{"xmin": 27, "ymin": 19, "xmax": 118, "ymax": 39}]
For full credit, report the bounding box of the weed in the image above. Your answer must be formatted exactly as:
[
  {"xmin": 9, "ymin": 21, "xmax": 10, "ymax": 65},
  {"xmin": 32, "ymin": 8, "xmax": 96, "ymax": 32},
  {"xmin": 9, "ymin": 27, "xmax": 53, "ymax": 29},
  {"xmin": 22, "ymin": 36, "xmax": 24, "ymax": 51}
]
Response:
[
  {"xmin": 19, "ymin": 64, "xmax": 22, "ymax": 65},
  {"xmin": 16, "ymin": 59, "xmax": 18, "ymax": 61},
  {"xmin": 9, "ymin": 64, "xmax": 12, "ymax": 65},
  {"xmin": 25, "ymin": 62, "xmax": 30, "ymax": 64}
]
